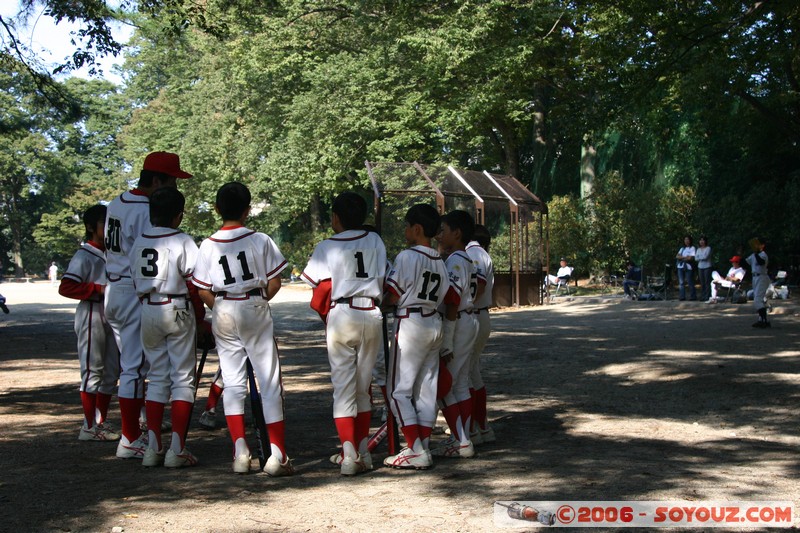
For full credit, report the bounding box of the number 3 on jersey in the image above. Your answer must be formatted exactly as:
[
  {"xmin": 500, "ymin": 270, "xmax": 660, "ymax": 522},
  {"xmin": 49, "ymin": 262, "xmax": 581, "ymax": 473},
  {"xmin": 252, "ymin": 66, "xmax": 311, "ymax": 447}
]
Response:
[
  {"xmin": 133, "ymin": 247, "xmax": 169, "ymax": 281},
  {"xmin": 106, "ymin": 217, "xmax": 122, "ymax": 253}
]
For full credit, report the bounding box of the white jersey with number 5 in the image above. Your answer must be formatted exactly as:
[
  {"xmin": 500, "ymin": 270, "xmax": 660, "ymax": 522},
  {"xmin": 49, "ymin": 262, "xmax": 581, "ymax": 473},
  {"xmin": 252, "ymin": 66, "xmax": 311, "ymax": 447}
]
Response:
[
  {"xmin": 302, "ymin": 229, "xmax": 386, "ymax": 301},
  {"xmin": 130, "ymin": 228, "xmax": 198, "ymax": 296},
  {"xmin": 192, "ymin": 226, "xmax": 287, "ymax": 293},
  {"xmin": 105, "ymin": 190, "xmax": 151, "ymax": 281}
]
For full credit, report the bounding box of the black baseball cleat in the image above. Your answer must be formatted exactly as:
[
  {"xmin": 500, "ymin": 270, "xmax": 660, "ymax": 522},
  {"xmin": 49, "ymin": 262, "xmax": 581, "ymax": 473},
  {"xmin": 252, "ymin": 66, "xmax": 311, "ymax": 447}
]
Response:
[
  {"xmin": 0, "ymin": 303, "xmax": 8, "ymax": 314},
  {"xmin": 752, "ymin": 321, "xmax": 770, "ymax": 328}
]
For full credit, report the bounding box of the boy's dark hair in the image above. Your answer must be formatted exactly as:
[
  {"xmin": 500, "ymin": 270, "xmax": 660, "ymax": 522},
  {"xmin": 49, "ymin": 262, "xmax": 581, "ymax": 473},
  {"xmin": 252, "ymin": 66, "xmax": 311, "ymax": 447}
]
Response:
[
  {"xmin": 405, "ymin": 204, "xmax": 440, "ymax": 238},
  {"xmin": 441, "ymin": 209, "xmax": 475, "ymax": 245},
  {"xmin": 332, "ymin": 192, "xmax": 367, "ymax": 230},
  {"xmin": 150, "ymin": 187, "xmax": 185, "ymax": 227},
  {"xmin": 216, "ymin": 182, "xmax": 251, "ymax": 221},
  {"xmin": 473, "ymin": 224, "xmax": 491, "ymax": 250},
  {"xmin": 83, "ymin": 204, "xmax": 107, "ymax": 242},
  {"xmin": 138, "ymin": 170, "xmax": 174, "ymax": 189}
]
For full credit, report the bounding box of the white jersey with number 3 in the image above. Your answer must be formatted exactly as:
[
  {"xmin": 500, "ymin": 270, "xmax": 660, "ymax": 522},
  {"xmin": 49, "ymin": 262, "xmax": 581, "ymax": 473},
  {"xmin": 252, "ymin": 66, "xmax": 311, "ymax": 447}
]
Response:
[
  {"xmin": 192, "ymin": 226, "xmax": 287, "ymax": 293},
  {"xmin": 302, "ymin": 229, "xmax": 386, "ymax": 301},
  {"xmin": 105, "ymin": 190, "xmax": 151, "ymax": 280},
  {"xmin": 130, "ymin": 228, "xmax": 198, "ymax": 296}
]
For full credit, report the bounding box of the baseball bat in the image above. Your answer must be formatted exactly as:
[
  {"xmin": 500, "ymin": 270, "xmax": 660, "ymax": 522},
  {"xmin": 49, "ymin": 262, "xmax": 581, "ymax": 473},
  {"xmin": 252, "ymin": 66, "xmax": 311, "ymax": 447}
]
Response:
[
  {"xmin": 245, "ymin": 359, "xmax": 270, "ymax": 469},
  {"xmin": 382, "ymin": 313, "xmax": 399, "ymax": 455},
  {"xmin": 367, "ymin": 421, "xmax": 388, "ymax": 452},
  {"xmin": 184, "ymin": 346, "xmax": 209, "ymax": 441}
]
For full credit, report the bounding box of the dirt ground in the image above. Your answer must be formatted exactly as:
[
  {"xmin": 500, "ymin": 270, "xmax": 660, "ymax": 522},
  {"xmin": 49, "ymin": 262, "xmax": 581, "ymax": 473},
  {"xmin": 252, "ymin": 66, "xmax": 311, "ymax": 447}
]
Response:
[{"xmin": 0, "ymin": 281, "xmax": 798, "ymax": 532}]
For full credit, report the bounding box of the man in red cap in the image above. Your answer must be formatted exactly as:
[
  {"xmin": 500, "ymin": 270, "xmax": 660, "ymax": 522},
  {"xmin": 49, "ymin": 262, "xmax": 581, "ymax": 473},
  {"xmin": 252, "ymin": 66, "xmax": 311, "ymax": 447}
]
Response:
[
  {"xmin": 707, "ymin": 255, "xmax": 745, "ymax": 303},
  {"xmin": 104, "ymin": 151, "xmax": 193, "ymax": 459}
]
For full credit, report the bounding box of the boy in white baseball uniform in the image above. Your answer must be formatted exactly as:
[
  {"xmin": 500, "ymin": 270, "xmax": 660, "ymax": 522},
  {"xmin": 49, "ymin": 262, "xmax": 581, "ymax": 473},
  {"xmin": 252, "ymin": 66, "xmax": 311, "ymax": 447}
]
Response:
[
  {"xmin": 303, "ymin": 192, "xmax": 387, "ymax": 476},
  {"xmin": 382, "ymin": 204, "xmax": 449, "ymax": 470},
  {"xmin": 59, "ymin": 204, "xmax": 120, "ymax": 442},
  {"xmin": 465, "ymin": 224, "xmax": 495, "ymax": 444},
  {"xmin": 433, "ymin": 210, "xmax": 478, "ymax": 459},
  {"xmin": 748, "ymin": 237, "xmax": 770, "ymax": 328},
  {"xmin": 106, "ymin": 151, "xmax": 192, "ymax": 459},
  {"xmin": 131, "ymin": 187, "xmax": 204, "ymax": 468},
  {"xmin": 192, "ymin": 182, "xmax": 294, "ymax": 476}
]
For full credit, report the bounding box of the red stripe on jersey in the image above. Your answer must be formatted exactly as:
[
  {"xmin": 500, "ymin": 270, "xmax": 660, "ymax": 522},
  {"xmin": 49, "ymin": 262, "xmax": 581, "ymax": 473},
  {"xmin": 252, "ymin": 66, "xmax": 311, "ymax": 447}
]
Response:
[
  {"xmin": 141, "ymin": 230, "xmax": 182, "ymax": 239},
  {"xmin": 301, "ymin": 272, "xmax": 319, "ymax": 287},
  {"xmin": 410, "ymin": 248, "xmax": 443, "ymax": 261},
  {"xmin": 266, "ymin": 260, "xmax": 287, "ymax": 278},
  {"xmin": 208, "ymin": 230, "xmax": 256, "ymax": 243},
  {"xmin": 443, "ymin": 285, "xmax": 461, "ymax": 307},
  {"xmin": 329, "ymin": 230, "xmax": 368, "ymax": 242},
  {"xmin": 385, "ymin": 278, "xmax": 402, "ymax": 295},
  {"xmin": 192, "ymin": 276, "xmax": 212, "ymax": 288},
  {"xmin": 120, "ymin": 190, "xmax": 149, "ymax": 204}
]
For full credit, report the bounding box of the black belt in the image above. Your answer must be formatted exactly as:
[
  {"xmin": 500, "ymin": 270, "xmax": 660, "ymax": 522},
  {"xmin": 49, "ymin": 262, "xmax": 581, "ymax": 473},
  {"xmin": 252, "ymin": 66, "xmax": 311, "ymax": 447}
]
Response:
[
  {"xmin": 333, "ymin": 296, "xmax": 377, "ymax": 310},
  {"xmin": 396, "ymin": 307, "xmax": 438, "ymax": 318},
  {"xmin": 141, "ymin": 293, "xmax": 188, "ymax": 306},
  {"xmin": 456, "ymin": 309, "xmax": 474, "ymax": 319},
  {"xmin": 216, "ymin": 288, "xmax": 264, "ymax": 299}
]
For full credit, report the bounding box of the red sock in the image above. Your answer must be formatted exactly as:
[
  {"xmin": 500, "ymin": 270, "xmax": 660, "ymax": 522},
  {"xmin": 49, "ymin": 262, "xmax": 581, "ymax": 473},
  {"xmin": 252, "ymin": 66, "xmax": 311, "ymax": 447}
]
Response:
[
  {"xmin": 170, "ymin": 400, "xmax": 193, "ymax": 449},
  {"xmin": 441, "ymin": 403, "xmax": 461, "ymax": 440},
  {"xmin": 145, "ymin": 401, "xmax": 165, "ymax": 449},
  {"xmin": 80, "ymin": 392, "xmax": 97, "ymax": 428},
  {"xmin": 119, "ymin": 397, "xmax": 143, "ymax": 442},
  {"xmin": 473, "ymin": 387, "xmax": 487, "ymax": 430},
  {"xmin": 334, "ymin": 416, "xmax": 356, "ymax": 454},
  {"xmin": 95, "ymin": 392, "xmax": 112, "ymax": 424},
  {"xmin": 418, "ymin": 425, "xmax": 432, "ymax": 441},
  {"xmin": 355, "ymin": 411, "xmax": 371, "ymax": 453},
  {"xmin": 400, "ymin": 424, "xmax": 420, "ymax": 451},
  {"xmin": 226, "ymin": 414, "xmax": 246, "ymax": 444},
  {"xmin": 204, "ymin": 383, "xmax": 223, "ymax": 411},
  {"xmin": 266, "ymin": 420, "xmax": 287, "ymax": 460}
]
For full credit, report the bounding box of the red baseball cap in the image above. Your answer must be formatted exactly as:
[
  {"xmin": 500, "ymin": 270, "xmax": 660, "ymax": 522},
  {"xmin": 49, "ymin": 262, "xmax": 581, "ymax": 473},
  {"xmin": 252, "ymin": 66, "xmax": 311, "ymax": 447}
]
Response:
[
  {"xmin": 729, "ymin": 255, "xmax": 741, "ymax": 263},
  {"xmin": 143, "ymin": 151, "xmax": 192, "ymax": 179}
]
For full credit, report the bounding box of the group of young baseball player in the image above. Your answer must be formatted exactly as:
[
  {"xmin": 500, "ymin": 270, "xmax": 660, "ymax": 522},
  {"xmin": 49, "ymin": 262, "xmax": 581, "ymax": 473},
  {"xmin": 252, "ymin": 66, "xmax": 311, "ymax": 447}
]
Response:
[{"xmin": 59, "ymin": 151, "xmax": 495, "ymax": 476}]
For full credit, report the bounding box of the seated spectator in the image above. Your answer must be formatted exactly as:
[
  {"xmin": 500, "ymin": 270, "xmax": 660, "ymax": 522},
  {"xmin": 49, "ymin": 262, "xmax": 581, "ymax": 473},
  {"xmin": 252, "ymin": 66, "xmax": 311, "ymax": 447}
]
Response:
[
  {"xmin": 547, "ymin": 257, "xmax": 573, "ymax": 286},
  {"xmin": 707, "ymin": 255, "xmax": 745, "ymax": 303},
  {"xmin": 623, "ymin": 260, "xmax": 642, "ymax": 299}
]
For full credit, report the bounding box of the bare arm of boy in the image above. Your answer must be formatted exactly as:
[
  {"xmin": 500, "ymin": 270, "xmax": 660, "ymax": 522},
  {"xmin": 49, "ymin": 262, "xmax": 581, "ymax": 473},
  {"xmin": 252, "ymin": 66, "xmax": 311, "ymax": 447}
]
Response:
[
  {"xmin": 265, "ymin": 276, "xmax": 282, "ymax": 301},
  {"xmin": 198, "ymin": 289, "xmax": 215, "ymax": 310}
]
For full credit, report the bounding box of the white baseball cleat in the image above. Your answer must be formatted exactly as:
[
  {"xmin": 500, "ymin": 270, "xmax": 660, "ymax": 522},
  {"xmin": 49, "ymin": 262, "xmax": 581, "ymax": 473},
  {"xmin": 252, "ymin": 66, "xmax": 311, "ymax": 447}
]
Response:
[
  {"xmin": 383, "ymin": 447, "xmax": 432, "ymax": 470},
  {"xmin": 340, "ymin": 453, "xmax": 372, "ymax": 476},
  {"xmin": 198, "ymin": 410, "xmax": 216, "ymax": 429},
  {"xmin": 479, "ymin": 426, "xmax": 496, "ymax": 443},
  {"xmin": 78, "ymin": 423, "xmax": 120, "ymax": 442},
  {"xmin": 330, "ymin": 451, "xmax": 373, "ymax": 470},
  {"xmin": 264, "ymin": 455, "xmax": 295, "ymax": 477},
  {"xmin": 142, "ymin": 447, "xmax": 166, "ymax": 467},
  {"xmin": 430, "ymin": 436, "xmax": 475, "ymax": 458},
  {"xmin": 469, "ymin": 428, "xmax": 484, "ymax": 445},
  {"xmin": 233, "ymin": 453, "xmax": 251, "ymax": 474},
  {"xmin": 165, "ymin": 447, "xmax": 199, "ymax": 468},
  {"xmin": 116, "ymin": 436, "xmax": 148, "ymax": 459}
]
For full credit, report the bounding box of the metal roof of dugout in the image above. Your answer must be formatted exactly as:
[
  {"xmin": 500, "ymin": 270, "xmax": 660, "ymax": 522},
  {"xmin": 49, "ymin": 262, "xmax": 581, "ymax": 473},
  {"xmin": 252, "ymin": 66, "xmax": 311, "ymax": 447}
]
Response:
[{"xmin": 366, "ymin": 161, "xmax": 549, "ymax": 306}]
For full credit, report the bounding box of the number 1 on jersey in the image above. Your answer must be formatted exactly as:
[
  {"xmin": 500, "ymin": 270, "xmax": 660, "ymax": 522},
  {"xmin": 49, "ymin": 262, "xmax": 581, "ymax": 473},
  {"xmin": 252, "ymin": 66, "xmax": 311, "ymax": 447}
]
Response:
[{"xmin": 219, "ymin": 251, "xmax": 255, "ymax": 285}]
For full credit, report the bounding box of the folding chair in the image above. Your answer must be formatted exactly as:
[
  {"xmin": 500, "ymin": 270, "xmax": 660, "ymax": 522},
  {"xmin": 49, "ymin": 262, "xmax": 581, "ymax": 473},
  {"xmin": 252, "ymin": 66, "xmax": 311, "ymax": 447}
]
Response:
[
  {"xmin": 553, "ymin": 267, "xmax": 574, "ymax": 297},
  {"xmin": 642, "ymin": 264, "xmax": 672, "ymax": 300}
]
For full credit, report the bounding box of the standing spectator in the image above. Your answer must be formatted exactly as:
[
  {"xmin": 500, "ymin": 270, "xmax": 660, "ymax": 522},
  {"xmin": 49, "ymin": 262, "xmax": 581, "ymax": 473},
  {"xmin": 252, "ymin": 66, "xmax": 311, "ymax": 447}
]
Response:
[
  {"xmin": 675, "ymin": 235, "xmax": 697, "ymax": 301},
  {"xmin": 49, "ymin": 262, "xmax": 59, "ymax": 285},
  {"xmin": 695, "ymin": 235, "xmax": 712, "ymax": 302}
]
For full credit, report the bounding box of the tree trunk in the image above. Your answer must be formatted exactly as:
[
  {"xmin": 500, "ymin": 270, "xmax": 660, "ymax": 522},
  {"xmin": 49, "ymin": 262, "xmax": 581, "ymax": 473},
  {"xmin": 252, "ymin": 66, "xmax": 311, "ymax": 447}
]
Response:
[
  {"xmin": 309, "ymin": 193, "xmax": 322, "ymax": 233},
  {"xmin": 580, "ymin": 133, "xmax": 596, "ymax": 199}
]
